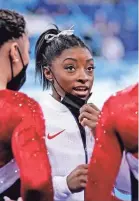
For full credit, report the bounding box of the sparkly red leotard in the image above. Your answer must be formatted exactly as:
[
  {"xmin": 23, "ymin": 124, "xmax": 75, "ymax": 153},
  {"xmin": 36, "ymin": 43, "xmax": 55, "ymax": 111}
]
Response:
[
  {"xmin": 85, "ymin": 83, "xmax": 138, "ymax": 201},
  {"xmin": 0, "ymin": 90, "xmax": 53, "ymax": 201}
]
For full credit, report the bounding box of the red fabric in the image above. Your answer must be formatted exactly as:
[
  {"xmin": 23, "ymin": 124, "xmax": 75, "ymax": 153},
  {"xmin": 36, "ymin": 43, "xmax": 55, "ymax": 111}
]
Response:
[
  {"xmin": 0, "ymin": 90, "xmax": 53, "ymax": 201},
  {"xmin": 85, "ymin": 83, "xmax": 138, "ymax": 201}
]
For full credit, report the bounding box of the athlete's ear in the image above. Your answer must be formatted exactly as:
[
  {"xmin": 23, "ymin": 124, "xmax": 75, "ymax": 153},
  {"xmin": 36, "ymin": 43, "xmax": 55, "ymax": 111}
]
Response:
[
  {"xmin": 44, "ymin": 66, "xmax": 53, "ymax": 82},
  {"xmin": 9, "ymin": 42, "xmax": 19, "ymax": 63}
]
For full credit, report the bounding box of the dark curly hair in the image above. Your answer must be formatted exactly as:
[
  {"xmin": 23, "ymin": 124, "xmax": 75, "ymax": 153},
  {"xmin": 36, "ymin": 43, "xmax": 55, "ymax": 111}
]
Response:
[{"xmin": 0, "ymin": 9, "xmax": 26, "ymax": 48}]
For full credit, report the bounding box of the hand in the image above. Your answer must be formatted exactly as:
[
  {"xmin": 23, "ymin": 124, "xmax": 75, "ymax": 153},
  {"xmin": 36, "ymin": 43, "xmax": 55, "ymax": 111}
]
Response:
[
  {"xmin": 79, "ymin": 103, "xmax": 100, "ymax": 132},
  {"xmin": 67, "ymin": 164, "xmax": 88, "ymax": 193}
]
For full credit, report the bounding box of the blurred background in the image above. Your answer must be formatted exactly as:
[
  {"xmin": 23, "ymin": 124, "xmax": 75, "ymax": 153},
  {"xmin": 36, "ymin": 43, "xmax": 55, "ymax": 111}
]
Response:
[
  {"xmin": 1, "ymin": 0, "xmax": 138, "ymax": 108},
  {"xmin": 1, "ymin": 0, "xmax": 138, "ymax": 200}
]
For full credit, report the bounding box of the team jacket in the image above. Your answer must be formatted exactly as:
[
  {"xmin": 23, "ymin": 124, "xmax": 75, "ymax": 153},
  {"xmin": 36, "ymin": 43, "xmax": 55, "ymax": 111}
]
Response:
[
  {"xmin": 0, "ymin": 90, "xmax": 53, "ymax": 201},
  {"xmin": 85, "ymin": 83, "xmax": 138, "ymax": 201}
]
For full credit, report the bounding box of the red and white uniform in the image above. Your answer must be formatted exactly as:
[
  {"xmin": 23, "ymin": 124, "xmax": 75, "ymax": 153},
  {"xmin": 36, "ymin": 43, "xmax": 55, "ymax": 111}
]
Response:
[
  {"xmin": 38, "ymin": 92, "xmax": 132, "ymax": 201},
  {"xmin": 0, "ymin": 90, "xmax": 53, "ymax": 201},
  {"xmin": 85, "ymin": 83, "xmax": 138, "ymax": 201}
]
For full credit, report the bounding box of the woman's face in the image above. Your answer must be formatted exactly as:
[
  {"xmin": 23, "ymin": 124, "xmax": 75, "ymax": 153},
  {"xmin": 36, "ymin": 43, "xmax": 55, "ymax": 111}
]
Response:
[{"xmin": 44, "ymin": 47, "xmax": 94, "ymax": 100}]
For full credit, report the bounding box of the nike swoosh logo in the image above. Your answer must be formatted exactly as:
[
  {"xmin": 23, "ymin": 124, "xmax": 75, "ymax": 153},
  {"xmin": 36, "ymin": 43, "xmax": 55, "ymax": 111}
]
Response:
[{"xmin": 47, "ymin": 129, "xmax": 65, "ymax": 140}]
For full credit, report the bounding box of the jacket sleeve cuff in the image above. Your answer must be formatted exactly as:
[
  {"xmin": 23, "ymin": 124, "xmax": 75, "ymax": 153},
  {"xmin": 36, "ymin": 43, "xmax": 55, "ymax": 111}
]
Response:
[{"xmin": 53, "ymin": 176, "xmax": 72, "ymax": 200}]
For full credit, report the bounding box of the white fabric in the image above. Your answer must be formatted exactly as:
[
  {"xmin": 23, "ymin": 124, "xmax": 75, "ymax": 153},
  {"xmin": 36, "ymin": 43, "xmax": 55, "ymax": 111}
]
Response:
[
  {"xmin": 38, "ymin": 93, "xmax": 131, "ymax": 201},
  {"xmin": 0, "ymin": 159, "xmax": 20, "ymax": 194},
  {"xmin": 126, "ymin": 153, "xmax": 138, "ymax": 180},
  {"xmin": 39, "ymin": 93, "xmax": 94, "ymax": 201},
  {"xmin": 3, "ymin": 197, "xmax": 22, "ymax": 201},
  {"xmin": 44, "ymin": 26, "xmax": 74, "ymax": 43},
  {"xmin": 115, "ymin": 151, "xmax": 131, "ymax": 194}
]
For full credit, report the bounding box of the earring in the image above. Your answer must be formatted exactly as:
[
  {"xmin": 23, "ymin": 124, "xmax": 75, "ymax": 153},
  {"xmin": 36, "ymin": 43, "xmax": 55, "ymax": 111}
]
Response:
[
  {"xmin": 49, "ymin": 79, "xmax": 53, "ymax": 82},
  {"xmin": 13, "ymin": 58, "xmax": 19, "ymax": 63}
]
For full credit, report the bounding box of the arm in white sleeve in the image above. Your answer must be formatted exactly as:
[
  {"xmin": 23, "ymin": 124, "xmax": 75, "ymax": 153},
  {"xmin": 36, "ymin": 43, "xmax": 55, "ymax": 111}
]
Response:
[{"xmin": 53, "ymin": 176, "xmax": 72, "ymax": 200}]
